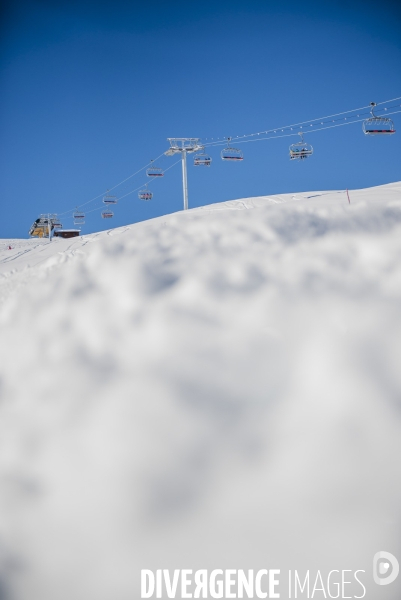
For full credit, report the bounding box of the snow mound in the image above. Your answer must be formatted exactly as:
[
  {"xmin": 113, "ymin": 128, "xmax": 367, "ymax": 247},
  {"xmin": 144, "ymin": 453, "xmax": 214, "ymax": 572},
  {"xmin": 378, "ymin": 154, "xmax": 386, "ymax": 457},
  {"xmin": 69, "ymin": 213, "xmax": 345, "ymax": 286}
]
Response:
[{"xmin": 0, "ymin": 183, "xmax": 401, "ymax": 600}]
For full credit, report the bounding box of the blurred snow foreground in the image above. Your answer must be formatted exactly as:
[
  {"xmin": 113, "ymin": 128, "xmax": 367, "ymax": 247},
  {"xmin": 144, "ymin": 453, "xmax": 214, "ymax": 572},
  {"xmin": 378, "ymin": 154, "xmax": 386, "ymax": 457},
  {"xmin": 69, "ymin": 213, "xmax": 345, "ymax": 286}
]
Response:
[{"xmin": 1, "ymin": 183, "xmax": 401, "ymax": 600}]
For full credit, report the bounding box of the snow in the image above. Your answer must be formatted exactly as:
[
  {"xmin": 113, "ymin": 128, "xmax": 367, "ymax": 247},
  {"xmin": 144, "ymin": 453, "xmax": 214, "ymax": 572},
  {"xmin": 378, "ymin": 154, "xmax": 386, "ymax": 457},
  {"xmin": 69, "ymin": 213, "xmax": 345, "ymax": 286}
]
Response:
[{"xmin": 1, "ymin": 182, "xmax": 401, "ymax": 599}]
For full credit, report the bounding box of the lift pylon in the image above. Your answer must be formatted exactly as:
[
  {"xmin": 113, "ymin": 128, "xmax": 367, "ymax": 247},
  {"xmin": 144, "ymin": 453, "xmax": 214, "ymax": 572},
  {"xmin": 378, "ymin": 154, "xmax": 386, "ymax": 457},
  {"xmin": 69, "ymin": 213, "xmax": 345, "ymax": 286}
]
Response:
[{"xmin": 165, "ymin": 138, "xmax": 203, "ymax": 210}]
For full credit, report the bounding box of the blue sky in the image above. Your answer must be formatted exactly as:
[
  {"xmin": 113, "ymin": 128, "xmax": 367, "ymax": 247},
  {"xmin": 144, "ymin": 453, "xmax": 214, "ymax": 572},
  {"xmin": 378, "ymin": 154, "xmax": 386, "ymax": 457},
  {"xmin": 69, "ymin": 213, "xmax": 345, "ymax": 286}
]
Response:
[{"xmin": 1, "ymin": 0, "xmax": 401, "ymax": 238}]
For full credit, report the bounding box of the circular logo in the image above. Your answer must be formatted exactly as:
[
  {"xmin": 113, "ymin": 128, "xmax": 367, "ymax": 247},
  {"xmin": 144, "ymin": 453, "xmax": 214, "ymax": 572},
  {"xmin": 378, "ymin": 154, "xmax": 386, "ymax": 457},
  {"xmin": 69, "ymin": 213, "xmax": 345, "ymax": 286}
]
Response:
[{"xmin": 373, "ymin": 552, "xmax": 399, "ymax": 586}]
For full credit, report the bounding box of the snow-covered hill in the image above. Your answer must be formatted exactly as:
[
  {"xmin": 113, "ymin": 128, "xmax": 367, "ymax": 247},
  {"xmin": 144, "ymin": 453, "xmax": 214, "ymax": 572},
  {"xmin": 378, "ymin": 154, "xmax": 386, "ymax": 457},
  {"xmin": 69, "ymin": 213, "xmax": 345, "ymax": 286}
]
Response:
[{"xmin": 1, "ymin": 183, "xmax": 401, "ymax": 600}]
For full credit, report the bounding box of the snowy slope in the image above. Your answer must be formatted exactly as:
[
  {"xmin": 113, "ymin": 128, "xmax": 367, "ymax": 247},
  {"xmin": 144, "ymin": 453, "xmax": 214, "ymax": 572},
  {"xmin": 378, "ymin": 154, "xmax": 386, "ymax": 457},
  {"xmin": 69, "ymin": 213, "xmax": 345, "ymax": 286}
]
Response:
[{"xmin": 1, "ymin": 183, "xmax": 401, "ymax": 600}]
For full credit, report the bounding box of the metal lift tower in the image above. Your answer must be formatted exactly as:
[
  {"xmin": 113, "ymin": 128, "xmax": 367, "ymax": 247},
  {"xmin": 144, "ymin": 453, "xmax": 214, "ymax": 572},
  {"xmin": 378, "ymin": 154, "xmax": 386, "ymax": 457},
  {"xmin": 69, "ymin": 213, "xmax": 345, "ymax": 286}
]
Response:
[{"xmin": 165, "ymin": 138, "xmax": 203, "ymax": 211}]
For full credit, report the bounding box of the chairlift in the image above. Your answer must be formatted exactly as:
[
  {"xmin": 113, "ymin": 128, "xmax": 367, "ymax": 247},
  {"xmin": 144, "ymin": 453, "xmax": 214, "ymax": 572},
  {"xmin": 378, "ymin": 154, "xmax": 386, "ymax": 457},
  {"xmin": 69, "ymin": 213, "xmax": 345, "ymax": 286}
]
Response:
[
  {"xmin": 101, "ymin": 210, "xmax": 114, "ymax": 219},
  {"xmin": 221, "ymin": 138, "xmax": 244, "ymax": 161},
  {"xmin": 194, "ymin": 148, "xmax": 212, "ymax": 166},
  {"xmin": 28, "ymin": 216, "xmax": 50, "ymax": 238},
  {"xmin": 146, "ymin": 160, "xmax": 164, "ymax": 177},
  {"xmin": 363, "ymin": 102, "xmax": 396, "ymax": 135},
  {"xmin": 103, "ymin": 190, "xmax": 118, "ymax": 204},
  {"xmin": 289, "ymin": 133, "xmax": 313, "ymax": 160},
  {"xmin": 138, "ymin": 185, "xmax": 153, "ymax": 201},
  {"xmin": 73, "ymin": 208, "xmax": 85, "ymax": 225}
]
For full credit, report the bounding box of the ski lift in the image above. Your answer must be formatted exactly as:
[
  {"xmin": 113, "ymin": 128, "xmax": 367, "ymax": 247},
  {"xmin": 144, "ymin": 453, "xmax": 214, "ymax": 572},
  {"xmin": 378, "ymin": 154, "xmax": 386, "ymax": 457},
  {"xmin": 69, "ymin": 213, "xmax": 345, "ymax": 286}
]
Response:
[
  {"xmin": 194, "ymin": 148, "xmax": 212, "ymax": 166},
  {"xmin": 363, "ymin": 102, "xmax": 396, "ymax": 135},
  {"xmin": 103, "ymin": 190, "xmax": 118, "ymax": 204},
  {"xmin": 28, "ymin": 216, "xmax": 50, "ymax": 238},
  {"xmin": 289, "ymin": 132, "xmax": 313, "ymax": 160},
  {"xmin": 221, "ymin": 138, "xmax": 244, "ymax": 161},
  {"xmin": 52, "ymin": 217, "xmax": 62, "ymax": 228},
  {"xmin": 138, "ymin": 185, "xmax": 153, "ymax": 201},
  {"xmin": 101, "ymin": 210, "xmax": 114, "ymax": 219},
  {"xmin": 146, "ymin": 160, "xmax": 164, "ymax": 177},
  {"xmin": 73, "ymin": 208, "xmax": 85, "ymax": 225}
]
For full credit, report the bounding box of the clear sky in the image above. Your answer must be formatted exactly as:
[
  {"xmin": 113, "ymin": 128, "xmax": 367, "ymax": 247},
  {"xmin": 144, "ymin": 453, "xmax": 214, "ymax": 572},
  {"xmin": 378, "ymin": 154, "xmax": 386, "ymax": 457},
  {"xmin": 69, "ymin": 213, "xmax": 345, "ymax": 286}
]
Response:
[{"xmin": 1, "ymin": 0, "xmax": 401, "ymax": 238}]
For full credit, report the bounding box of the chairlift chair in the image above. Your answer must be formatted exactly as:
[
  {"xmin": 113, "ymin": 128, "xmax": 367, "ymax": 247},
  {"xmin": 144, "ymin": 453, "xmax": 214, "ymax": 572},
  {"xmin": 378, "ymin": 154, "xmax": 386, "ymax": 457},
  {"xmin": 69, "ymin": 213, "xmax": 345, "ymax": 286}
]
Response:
[
  {"xmin": 103, "ymin": 190, "xmax": 118, "ymax": 204},
  {"xmin": 146, "ymin": 160, "xmax": 164, "ymax": 177},
  {"xmin": 138, "ymin": 185, "xmax": 153, "ymax": 201},
  {"xmin": 101, "ymin": 210, "xmax": 114, "ymax": 219},
  {"xmin": 363, "ymin": 102, "xmax": 396, "ymax": 135},
  {"xmin": 194, "ymin": 148, "xmax": 212, "ymax": 166},
  {"xmin": 221, "ymin": 138, "xmax": 244, "ymax": 161},
  {"xmin": 73, "ymin": 208, "xmax": 85, "ymax": 225},
  {"xmin": 289, "ymin": 133, "xmax": 313, "ymax": 160}
]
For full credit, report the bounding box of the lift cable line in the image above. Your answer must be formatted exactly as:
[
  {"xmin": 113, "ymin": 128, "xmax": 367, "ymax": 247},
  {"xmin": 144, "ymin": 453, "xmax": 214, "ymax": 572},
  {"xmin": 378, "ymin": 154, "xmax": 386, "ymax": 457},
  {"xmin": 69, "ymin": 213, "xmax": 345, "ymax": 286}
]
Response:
[
  {"xmin": 57, "ymin": 151, "xmax": 166, "ymax": 217},
  {"xmin": 201, "ymin": 97, "xmax": 401, "ymax": 146},
  {"xmin": 202, "ymin": 104, "xmax": 401, "ymax": 148},
  {"xmin": 376, "ymin": 95, "xmax": 401, "ymax": 105},
  {"xmin": 200, "ymin": 108, "xmax": 401, "ymax": 149},
  {"xmin": 116, "ymin": 157, "xmax": 181, "ymax": 201},
  {"xmin": 60, "ymin": 158, "xmax": 182, "ymax": 222}
]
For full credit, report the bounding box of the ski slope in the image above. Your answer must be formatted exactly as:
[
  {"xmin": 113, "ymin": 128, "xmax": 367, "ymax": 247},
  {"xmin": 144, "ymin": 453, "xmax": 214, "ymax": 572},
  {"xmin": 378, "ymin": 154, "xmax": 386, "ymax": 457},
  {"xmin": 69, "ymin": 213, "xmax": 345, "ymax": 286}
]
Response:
[{"xmin": 1, "ymin": 182, "xmax": 401, "ymax": 599}]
